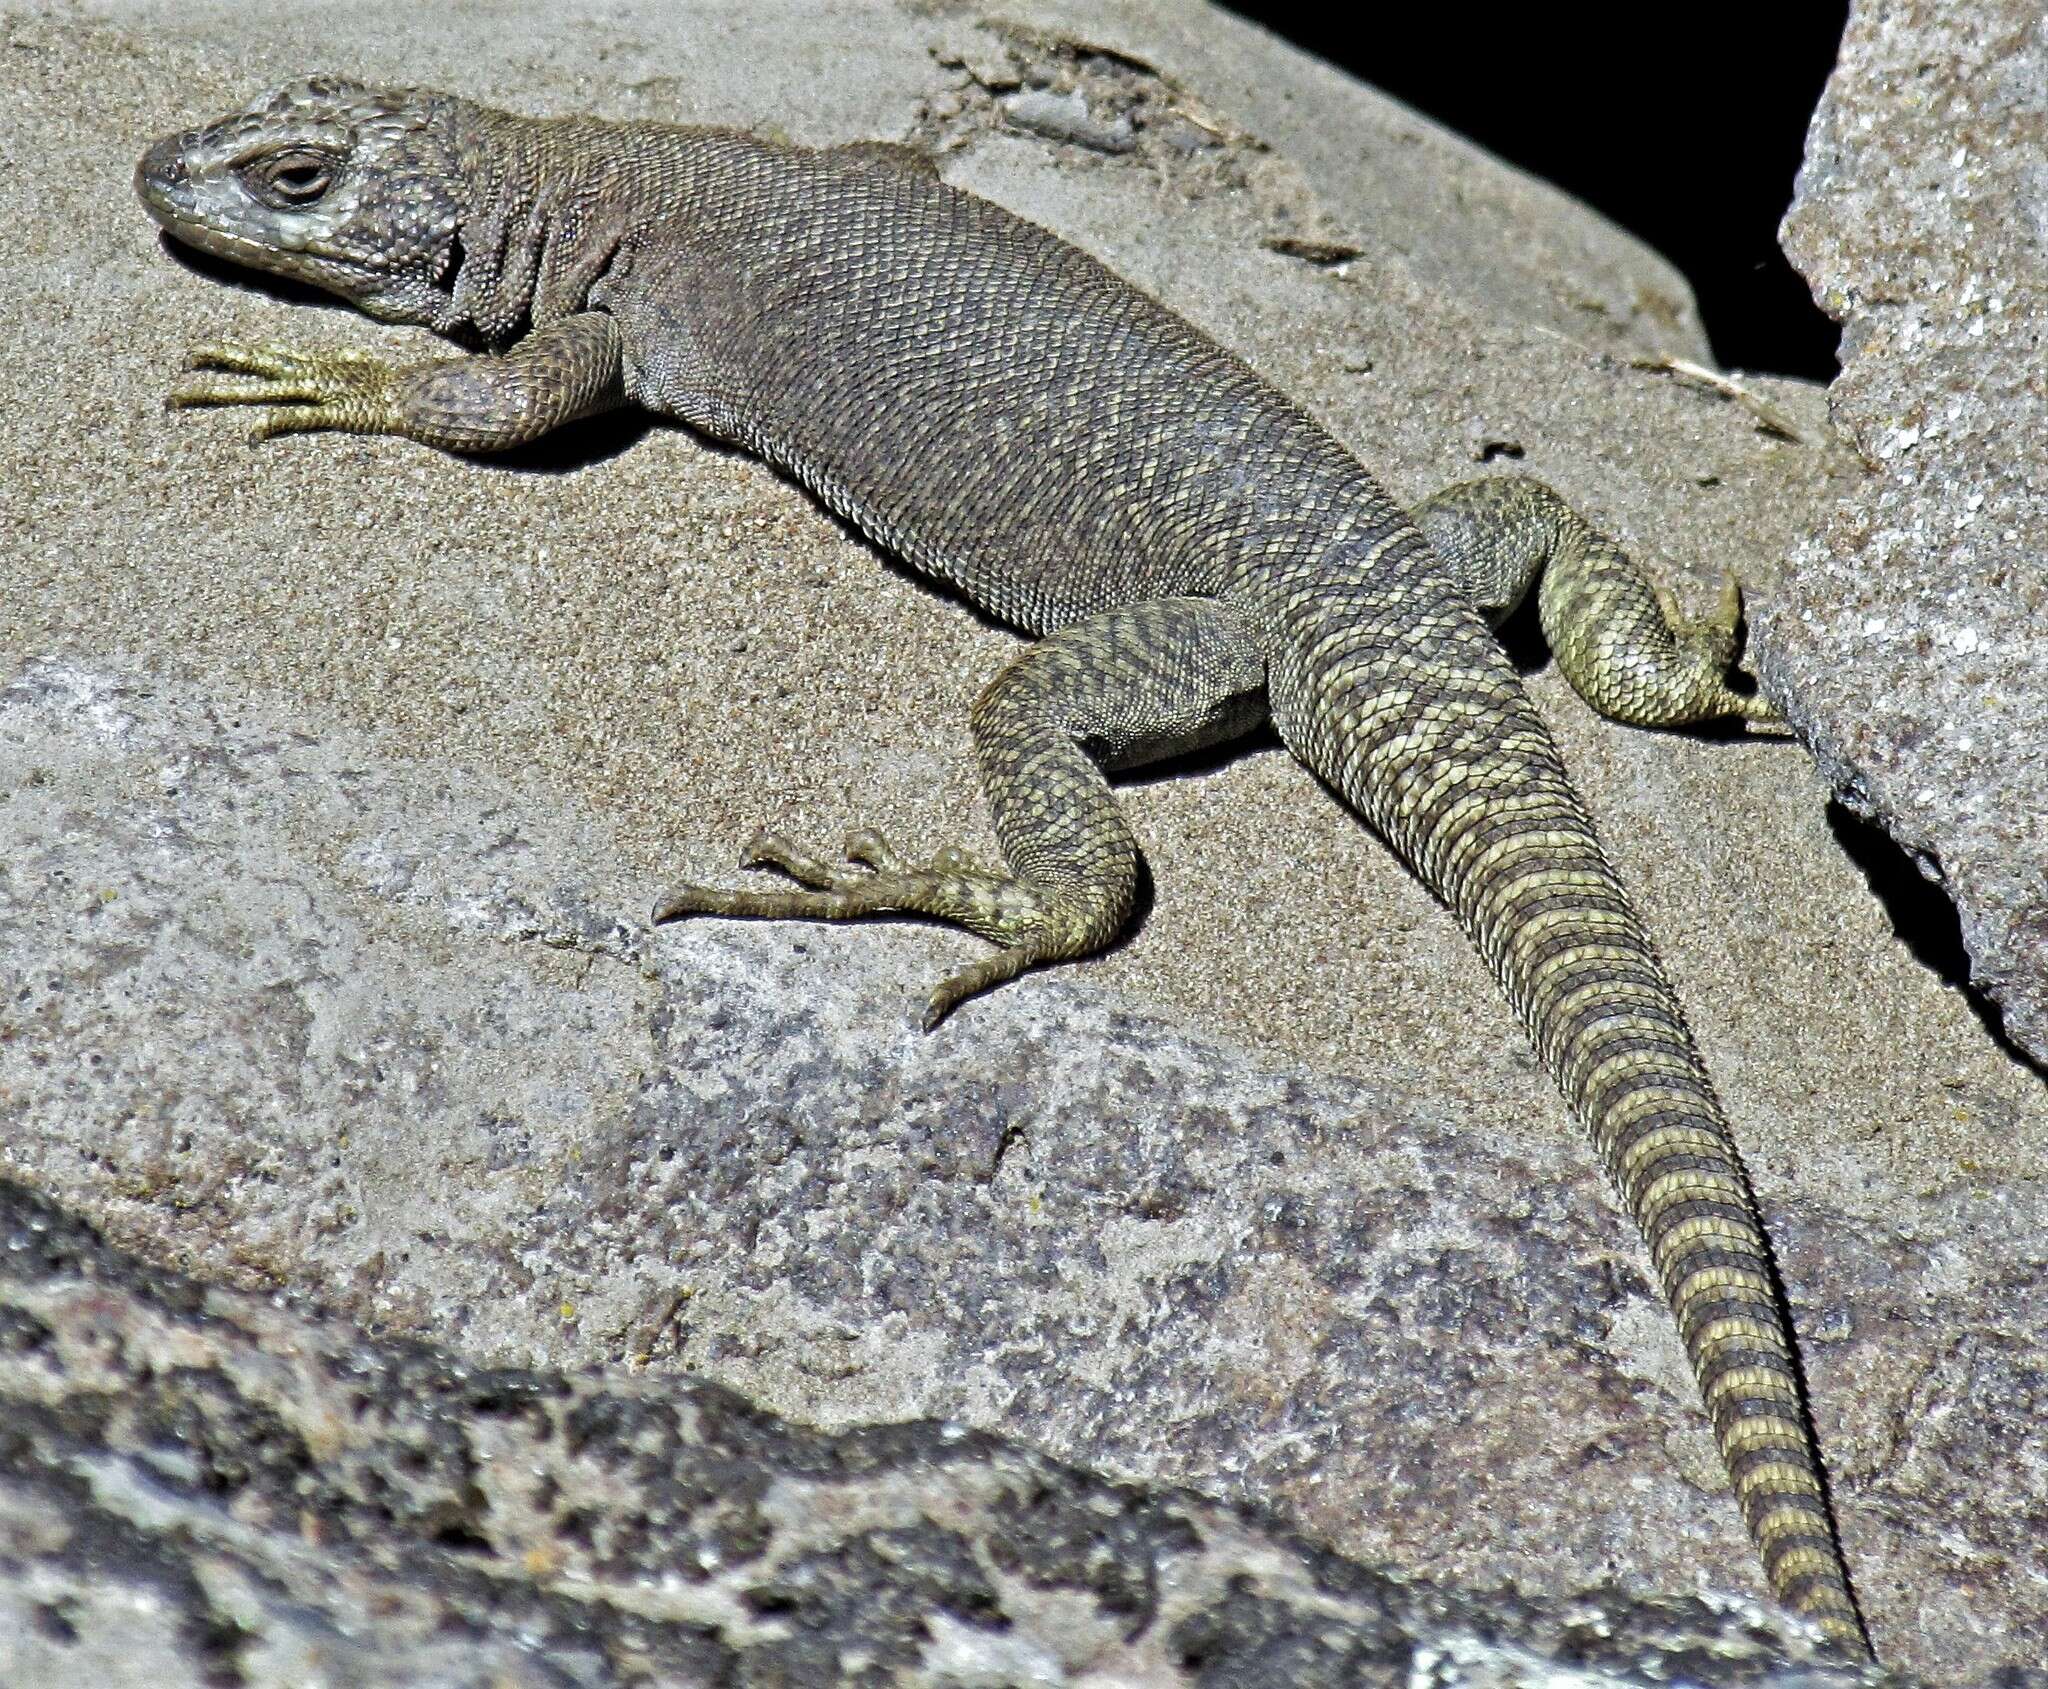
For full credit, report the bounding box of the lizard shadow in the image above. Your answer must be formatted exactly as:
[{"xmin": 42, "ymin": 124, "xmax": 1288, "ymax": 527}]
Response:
[
  {"xmin": 157, "ymin": 234, "xmax": 343, "ymax": 315},
  {"xmin": 488, "ymin": 413, "xmax": 657, "ymax": 473}
]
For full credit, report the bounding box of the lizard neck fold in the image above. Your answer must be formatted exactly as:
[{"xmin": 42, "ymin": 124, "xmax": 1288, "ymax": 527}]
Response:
[
  {"xmin": 443, "ymin": 107, "xmax": 750, "ymax": 348},
  {"xmin": 440, "ymin": 104, "xmax": 578, "ymax": 343}
]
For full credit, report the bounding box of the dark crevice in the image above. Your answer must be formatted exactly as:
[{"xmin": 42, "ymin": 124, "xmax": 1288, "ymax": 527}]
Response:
[
  {"xmin": 1824, "ymin": 803, "xmax": 1969, "ymax": 983},
  {"xmin": 1220, "ymin": 7, "xmax": 1848, "ymax": 379},
  {"xmin": 1264, "ymin": 234, "xmax": 1365, "ymax": 269},
  {"xmin": 1825, "ymin": 802, "xmax": 2046, "ymax": 1079},
  {"xmin": 437, "ymin": 228, "xmax": 467, "ymax": 298},
  {"xmin": 179, "ymin": 1608, "xmax": 253, "ymax": 1689}
]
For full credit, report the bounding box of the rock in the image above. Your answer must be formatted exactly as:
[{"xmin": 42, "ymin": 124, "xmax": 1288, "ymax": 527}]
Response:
[
  {"xmin": 1000, "ymin": 87, "xmax": 1137, "ymax": 155},
  {"xmin": 0, "ymin": 1174, "xmax": 1952, "ymax": 1687},
  {"xmin": 5, "ymin": 653, "xmax": 2045, "ymax": 1679},
  {"xmin": 2, "ymin": 3, "xmax": 2044, "ymax": 1681},
  {"xmin": 1757, "ymin": 0, "xmax": 2048, "ymax": 1064}
]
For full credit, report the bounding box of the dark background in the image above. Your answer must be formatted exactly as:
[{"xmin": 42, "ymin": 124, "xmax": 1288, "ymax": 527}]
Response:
[{"xmin": 1217, "ymin": 7, "xmax": 1851, "ymax": 379}]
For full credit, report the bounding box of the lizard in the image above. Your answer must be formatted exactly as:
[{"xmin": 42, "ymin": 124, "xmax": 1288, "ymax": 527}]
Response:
[{"xmin": 134, "ymin": 74, "xmax": 1872, "ymax": 1657}]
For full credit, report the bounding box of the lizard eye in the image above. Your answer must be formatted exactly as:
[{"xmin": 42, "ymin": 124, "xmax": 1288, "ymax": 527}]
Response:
[{"xmin": 240, "ymin": 148, "xmax": 337, "ymax": 208}]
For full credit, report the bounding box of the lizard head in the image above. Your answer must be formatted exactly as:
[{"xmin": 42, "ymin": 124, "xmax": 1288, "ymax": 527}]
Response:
[{"xmin": 136, "ymin": 75, "xmax": 466, "ymax": 328}]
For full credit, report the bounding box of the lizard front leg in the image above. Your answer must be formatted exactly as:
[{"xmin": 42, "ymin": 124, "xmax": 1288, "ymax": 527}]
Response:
[
  {"xmin": 655, "ymin": 595, "xmax": 1268, "ymax": 1028},
  {"xmin": 1411, "ymin": 475, "xmax": 1781, "ymax": 728},
  {"xmin": 168, "ymin": 311, "xmax": 626, "ymax": 453}
]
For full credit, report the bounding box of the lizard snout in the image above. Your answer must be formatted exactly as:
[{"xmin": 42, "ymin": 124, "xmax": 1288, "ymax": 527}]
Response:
[{"xmin": 135, "ymin": 134, "xmax": 192, "ymax": 225}]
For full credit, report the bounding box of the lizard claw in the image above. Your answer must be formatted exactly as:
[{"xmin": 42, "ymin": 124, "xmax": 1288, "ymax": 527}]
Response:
[
  {"xmin": 168, "ymin": 341, "xmax": 404, "ymax": 440},
  {"xmin": 921, "ymin": 936, "xmax": 1054, "ymax": 1030},
  {"xmin": 649, "ymin": 822, "xmax": 1065, "ymax": 1027},
  {"xmin": 1690, "ymin": 572, "xmax": 1785, "ymax": 726}
]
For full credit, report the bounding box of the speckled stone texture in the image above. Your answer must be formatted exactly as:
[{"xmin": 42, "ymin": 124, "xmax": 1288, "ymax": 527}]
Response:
[
  {"xmin": 0, "ymin": 1175, "xmax": 1971, "ymax": 1687},
  {"xmin": 4, "ymin": 2, "xmax": 2047, "ymax": 1680},
  {"xmin": 1756, "ymin": 0, "xmax": 2048, "ymax": 1063},
  {"xmin": 5, "ymin": 656, "xmax": 2046, "ymax": 1677}
]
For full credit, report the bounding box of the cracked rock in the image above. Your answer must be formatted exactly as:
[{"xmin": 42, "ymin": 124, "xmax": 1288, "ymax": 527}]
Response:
[{"xmin": 1754, "ymin": 0, "xmax": 2048, "ymax": 1063}]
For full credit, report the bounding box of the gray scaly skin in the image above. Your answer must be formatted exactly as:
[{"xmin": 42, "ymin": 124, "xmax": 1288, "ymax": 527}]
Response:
[{"xmin": 136, "ymin": 77, "xmax": 1869, "ymax": 1656}]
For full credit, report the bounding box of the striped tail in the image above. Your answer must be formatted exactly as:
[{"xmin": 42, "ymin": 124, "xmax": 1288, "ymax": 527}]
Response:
[{"xmin": 1269, "ymin": 571, "xmax": 1871, "ymax": 1657}]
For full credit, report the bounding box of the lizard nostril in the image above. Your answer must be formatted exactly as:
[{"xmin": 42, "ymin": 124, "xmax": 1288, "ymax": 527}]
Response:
[
  {"xmin": 136, "ymin": 137, "xmax": 189, "ymax": 199},
  {"xmin": 134, "ymin": 137, "xmax": 195, "ymax": 224}
]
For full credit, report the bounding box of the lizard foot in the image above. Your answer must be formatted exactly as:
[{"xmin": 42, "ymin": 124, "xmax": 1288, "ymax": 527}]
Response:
[
  {"xmin": 652, "ymin": 827, "xmax": 1058, "ymax": 1028},
  {"xmin": 170, "ymin": 342, "xmax": 405, "ymax": 441},
  {"xmin": 1655, "ymin": 571, "xmax": 1785, "ymax": 727}
]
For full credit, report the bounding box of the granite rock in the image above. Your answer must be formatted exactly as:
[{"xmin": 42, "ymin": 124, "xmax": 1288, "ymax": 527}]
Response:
[
  {"xmin": 0, "ymin": 1174, "xmax": 1967, "ymax": 1688},
  {"xmin": 5, "ymin": 655, "xmax": 2045, "ymax": 1678},
  {"xmin": 1757, "ymin": 0, "xmax": 2048, "ymax": 1064}
]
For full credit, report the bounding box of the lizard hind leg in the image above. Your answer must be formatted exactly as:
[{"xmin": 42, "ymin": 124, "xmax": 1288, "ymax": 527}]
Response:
[
  {"xmin": 1412, "ymin": 475, "xmax": 1783, "ymax": 729},
  {"xmin": 652, "ymin": 594, "xmax": 1270, "ymax": 1029}
]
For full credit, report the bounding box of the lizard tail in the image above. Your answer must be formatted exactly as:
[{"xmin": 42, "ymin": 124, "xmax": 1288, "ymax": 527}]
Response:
[{"xmin": 1268, "ymin": 575, "xmax": 1872, "ymax": 1658}]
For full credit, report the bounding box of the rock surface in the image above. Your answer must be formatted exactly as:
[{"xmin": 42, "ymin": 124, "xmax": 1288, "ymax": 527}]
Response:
[
  {"xmin": 0, "ymin": 1174, "xmax": 1969, "ymax": 1687},
  {"xmin": 1758, "ymin": 0, "xmax": 2048, "ymax": 1064},
  {"xmin": 3, "ymin": 2, "xmax": 2045, "ymax": 1682},
  {"xmin": 6, "ymin": 655, "xmax": 2045, "ymax": 1679}
]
